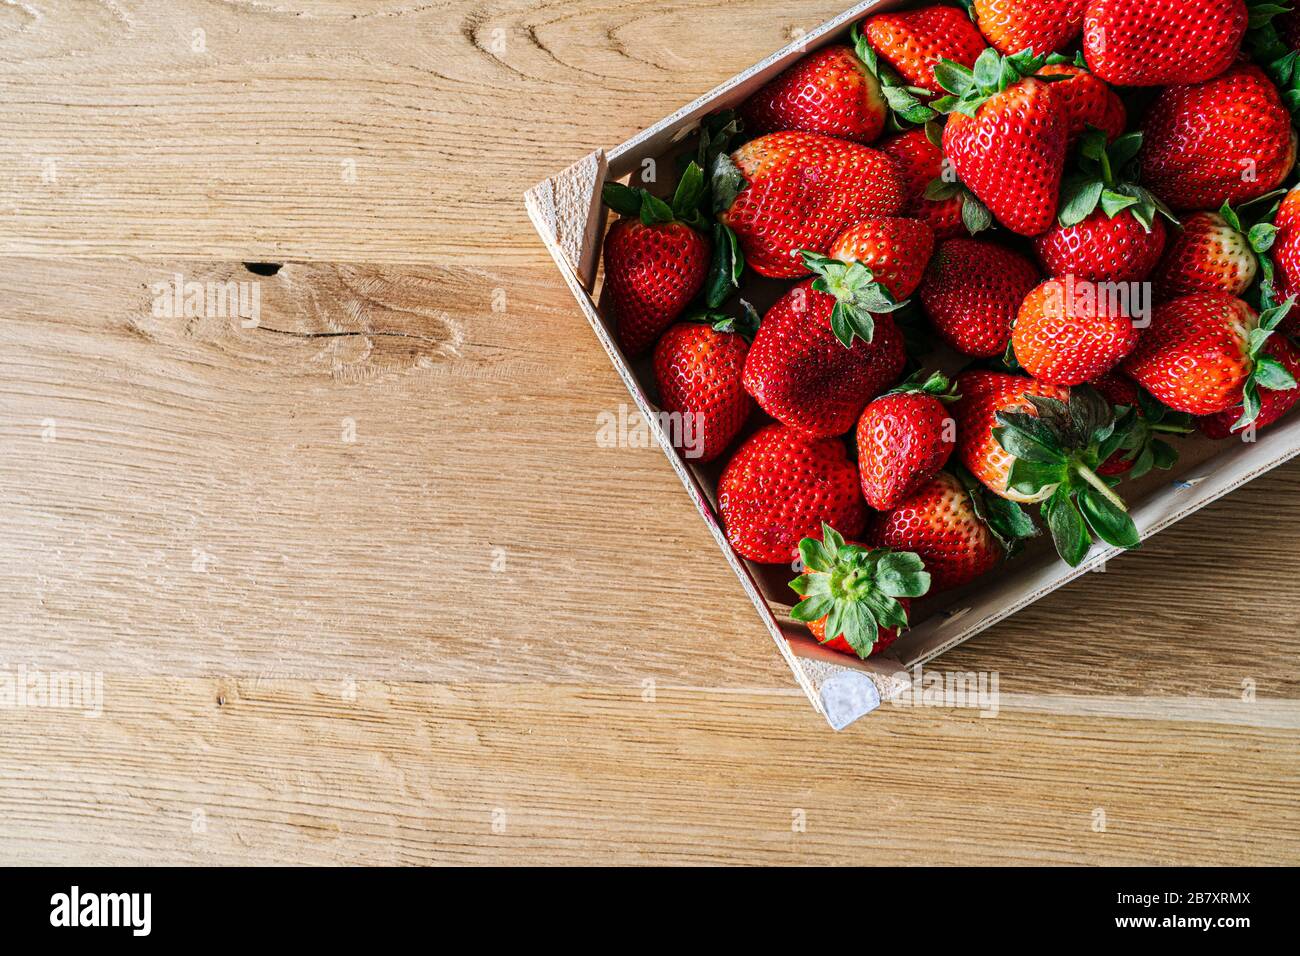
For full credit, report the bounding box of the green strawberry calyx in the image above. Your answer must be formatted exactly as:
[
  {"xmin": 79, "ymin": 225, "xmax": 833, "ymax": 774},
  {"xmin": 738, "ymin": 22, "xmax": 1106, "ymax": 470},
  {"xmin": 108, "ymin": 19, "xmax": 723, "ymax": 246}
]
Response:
[
  {"xmin": 886, "ymin": 369, "xmax": 961, "ymax": 402},
  {"xmin": 1057, "ymin": 129, "xmax": 1177, "ymax": 232},
  {"xmin": 1105, "ymin": 390, "xmax": 1194, "ymax": 480},
  {"xmin": 683, "ymin": 299, "xmax": 762, "ymax": 342},
  {"xmin": 852, "ymin": 25, "xmax": 939, "ymax": 129},
  {"xmin": 789, "ymin": 524, "xmax": 930, "ymax": 660},
  {"xmin": 994, "ymin": 386, "xmax": 1140, "ymax": 567},
  {"xmin": 1246, "ymin": 4, "xmax": 1300, "ymax": 115},
  {"xmin": 800, "ymin": 251, "xmax": 909, "ymax": 348},
  {"xmin": 952, "ymin": 464, "xmax": 1040, "ymax": 559},
  {"xmin": 602, "ymin": 161, "xmax": 707, "ymax": 231},
  {"xmin": 1236, "ymin": 292, "xmax": 1300, "ymax": 429},
  {"xmin": 931, "ymin": 48, "xmax": 1058, "ymax": 118},
  {"xmin": 696, "ymin": 112, "xmax": 749, "ymax": 310}
]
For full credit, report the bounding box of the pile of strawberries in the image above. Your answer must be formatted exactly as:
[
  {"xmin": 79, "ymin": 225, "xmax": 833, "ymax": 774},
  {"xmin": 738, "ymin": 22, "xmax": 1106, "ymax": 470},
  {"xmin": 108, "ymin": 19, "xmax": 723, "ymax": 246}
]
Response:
[{"xmin": 600, "ymin": 0, "xmax": 1300, "ymax": 660}]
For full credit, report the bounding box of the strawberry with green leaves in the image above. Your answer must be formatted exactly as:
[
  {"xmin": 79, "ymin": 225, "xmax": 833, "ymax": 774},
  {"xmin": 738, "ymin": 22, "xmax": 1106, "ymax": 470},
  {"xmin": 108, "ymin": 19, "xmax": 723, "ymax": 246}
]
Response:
[
  {"xmin": 652, "ymin": 305, "xmax": 758, "ymax": 465},
  {"xmin": 1083, "ymin": 0, "xmax": 1248, "ymax": 87},
  {"xmin": 880, "ymin": 125, "xmax": 991, "ymax": 238},
  {"xmin": 1122, "ymin": 293, "xmax": 1299, "ymax": 426},
  {"xmin": 1200, "ymin": 334, "xmax": 1300, "ymax": 438},
  {"xmin": 1034, "ymin": 130, "xmax": 1174, "ymax": 284},
  {"xmin": 934, "ymin": 48, "xmax": 1070, "ymax": 236},
  {"xmin": 920, "ymin": 237, "xmax": 1041, "ymax": 357},
  {"xmin": 602, "ymin": 165, "xmax": 710, "ymax": 357},
  {"xmin": 862, "ymin": 5, "xmax": 988, "ymax": 96},
  {"xmin": 1090, "ymin": 374, "xmax": 1194, "ymax": 478},
  {"xmin": 1152, "ymin": 203, "xmax": 1277, "ymax": 301},
  {"xmin": 866, "ymin": 468, "xmax": 1038, "ymax": 592},
  {"xmin": 856, "ymin": 371, "xmax": 959, "ymax": 511},
  {"xmin": 1013, "ymin": 277, "xmax": 1143, "ymax": 385},
  {"xmin": 719, "ymin": 427, "xmax": 868, "ymax": 564},
  {"xmin": 827, "ymin": 217, "xmax": 936, "ymax": 302},
  {"xmin": 789, "ymin": 524, "xmax": 930, "ymax": 660},
  {"xmin": 715, "ymin": 131, "xmax": 907, "ymax": 279}
]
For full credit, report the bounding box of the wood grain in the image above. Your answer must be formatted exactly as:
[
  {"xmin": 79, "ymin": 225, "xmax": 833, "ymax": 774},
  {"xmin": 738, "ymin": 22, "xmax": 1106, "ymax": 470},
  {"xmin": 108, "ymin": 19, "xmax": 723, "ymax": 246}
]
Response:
[{"xmin": 0, "ymin": 0, "xmax": 1297, "ymax": 865}]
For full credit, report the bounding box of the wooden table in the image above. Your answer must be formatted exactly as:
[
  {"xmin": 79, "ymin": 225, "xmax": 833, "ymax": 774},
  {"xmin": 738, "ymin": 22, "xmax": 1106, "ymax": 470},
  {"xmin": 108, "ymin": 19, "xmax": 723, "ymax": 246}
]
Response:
[{"xmin": 0, "ymin": 0, "xmax": 1295, "ymax": 866}]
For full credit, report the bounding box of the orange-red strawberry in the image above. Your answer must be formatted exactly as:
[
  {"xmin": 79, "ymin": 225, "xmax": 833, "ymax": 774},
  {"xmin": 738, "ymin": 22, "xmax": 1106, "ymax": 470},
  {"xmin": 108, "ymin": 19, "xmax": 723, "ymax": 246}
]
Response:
[
  {"xmin": 1139, "ymin": 64, "xmax": 1297, "ymax": 212},
  {"xmin": 719, "ymin": 427, "xmax": 868, "ymax": 564},
  {"xmin": 862, "ymin": 5, "xmax": 988, "ymax": 95},
  {"xmin": 856, "ymin": 371, "xmax": 959, "ymax": 511},
  {"xmin": 716, "ymin": 132, "xmax": 906, "ymax": 279},
  {"xmin": 741, "ymin": 44, "xmax": 888, "ymax": 144},
  {"xmin": 1271, "ymin": 187, "xmax": 1300, "ymax": 333},
  {"xmin": 1083, "ymin": 0, "xmax": 1247, "ymax": 86},
  {"xmin": 920, "ymin": 237, "xmax": 1040, "ymax": 356},
  {"xmin": 975, "ymin": 0, "xmax": 1086, "ymax": 57},
  {"xmin": 1151, "ymin": 207, "xmax": 1269, "ymax": 301},
  {"xmin": 866, "ymin": 470, "xmax": 1038, "ymax": 592},
  {"xmin": 789, "ymin": 524, "xmax": 929, "ymax": 659},
  {"xmin": 652, "ymin": 311, "xmax": 756, "ymax": 465},
  {"xmin": 1035, "ymin": 61, "xmax": 1126, "ymax": 145},
  {"xmin": 1201, "ymin": 335, "xmax": 1300, "ymax": 438},
  {"xmin": 742, "ymin": 279, "xmax": 906, "ymax": 438},
  {"xmin": 601, "ymin": 171, "xmax": 710, "ymax": 357},
  {"xmin": 1013, "ymin": 277, "xmax": 1142, "ymax": 385},
  {"xmin": 936, "ymin": 50, "xmax": 1069, "ymax": 236},
  {"xmin": 1035, "ymin": 210, "xmax": 1167, "ymax": 284},
  {"xmin": 827, "ymin": 217, "xmax": 936, "ymax": 301},
  {"xmin": 1123, "ymin": 293, "xmax": 1298, "ymax": 424},
  {"xmin": 879, "ymin": 127, "xmax": 969, "ymax": 239}
]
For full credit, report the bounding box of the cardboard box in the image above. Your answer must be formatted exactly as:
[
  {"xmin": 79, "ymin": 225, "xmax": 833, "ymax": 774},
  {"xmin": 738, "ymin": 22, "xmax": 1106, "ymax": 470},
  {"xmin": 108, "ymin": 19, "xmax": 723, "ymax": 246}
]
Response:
[{"xmin": 525, "ymin": 1, "xmax": 1300, "ymax": 730}]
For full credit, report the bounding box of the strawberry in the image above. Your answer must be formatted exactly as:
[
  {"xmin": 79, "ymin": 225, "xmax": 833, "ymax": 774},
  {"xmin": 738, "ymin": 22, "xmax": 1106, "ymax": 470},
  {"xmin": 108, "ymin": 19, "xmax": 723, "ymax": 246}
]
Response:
[
  {"xmin": 742, "ymin": 277, "xmax": 907, "ymax": 438},
  {"xmin": 866, "ymin": 469, "xmax": 1038, "ymax": 592},
  {"xmin": 1122, "ymin": 293, "xmax": 1299, "ymax": 425},
  {"xmin": 1201, "ymin": 334, "xmax": 1300, "ymax": 438},
  {"xmin": 879, "ymin": 127, "xmax": 986, "ymax": 239},
  {"xmin": 715, "ymin": 131, "xmax": 907, "ymax": 280},
  {"xmin": 1083, "ymin": 0, "xmax": 1248, "ymax": 86},
  {"xmin": 974, "ymin": 0, "xmax": 1086, "ymax": 58},
  {"xmin": 601, "ymin": 168, "xmax": 710, "ymax": 357},
  {"xmin": 1270, "ymin": 187, "xmax": 1300, "ymax": 332},
  {"xmin": 651, "ymin": 308, "xmax": 757, "ymax": 465},
  {"xmin": 719, "ymin": 427, "xmax": 868, "ymax": 564},
  {"xmin": 862, "ymin": 5, "xmax": 988, "ymax": 96},
  {"xmin": 1138, "ymin": 64, "xmax": 1297, "ymax": 213},
  {"xmin": 1035, "ymin": 60, "xmax": 1126, "ymax": 146},
  {"xmin": 826, "ymin": 217, "xmax": 936, "ymax": 302},
  {"xmin": 1151, "ymin": 205, "xmax": 1273, "ymax": 301},
  {"xmin": 789, "ymin": 524, "xmax": 930, "ymax": 659},
  {"xmin": 935, "ymin": 49, "xmax": 1069, "ymax": 236},
  {"xmin": 1035, "ymin": 130, "xmax": 1174, "ymax": 284},
  {"xmin": 920, "ymin": 237, "xmax": 1040, "ymax": 357},
  {"xmin": 1091, "ymin": 377, "xmax": 1193, "ymax": 477},
  {"xmin": 1013, "ymin": 276, "xmax": 1143, "ymax": 385},
  {"xmin": 741, "ymin": 44, "xmax": 888, "ymax": 144},
  {"xmin": 856, "ymin": 371, "xmax": 959, "ymax": 511}
]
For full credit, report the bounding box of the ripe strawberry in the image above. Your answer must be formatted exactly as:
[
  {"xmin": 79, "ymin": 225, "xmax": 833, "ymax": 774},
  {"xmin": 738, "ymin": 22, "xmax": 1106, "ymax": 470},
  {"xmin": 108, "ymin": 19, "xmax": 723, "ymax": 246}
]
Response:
[
  {"xmin": 1123, "ymin": 293, "xmax": 1299, "ymax": 425},
  {"xmin": 601, "ymin": 173, "xmax": 710, "ymax": 357},
  {"xmin": 1013, "ymin": 277, "xmax": 1143, "ymax": 385},
  {"xmin": 1201, "ymin": 334, "xmax": 1300, "ymax": 438},
  {"xmin": 1036, "ymin": 61, "xmax": 1126, "ymax": 145},
  {"xmin": 716, "ymin": 132, "xmax": 906, "ymax": 279},
  {"xmin": 974, "ymin": 0, "xmax": 1086, "ymax": 57},
  {"xmin": 920, "ymin": 237, "xmax": 1040, "ymax": 357},
  {"xmin": 1271, "ymin": 187, "xmax": 1300, "ymax": 333},
  {"xmin": 936, "ymin": 50, "xmax": 1069, "ymax": 236},
  {"xmin": 1151, "ymin": 207, "xmax": 1270, "ymax": 301},
  {"xmin": 862, "ymin": 5, "xmax": 988, "ymax": 95},
  {"xmin": 719, "ymin": 427, "xmax": 868, "ymax": 564},
  {"xmin": 879, "ymin": 128, "xmax": 970, "ymax": 239},
  {"xmin": 1083, "ymin": 0, "xmax": 1248, "ymax": 86},
  {"xmin": 741, "ymin": 44, "xmax": 888, "ymax": 144},
  {"xmin": 827, "ymin": 217, "xmax": 936, "ymax": 302},
  {"xmin": 651, "ymin": 310, "xmax": 757, "ymax": 465},
  {"xmin": 1090, "ymin": 370, "xmax": 1140, "ymax": 408},
  {"xmin": 789, "ymin": 524, "xmax": 929, "ymax": 659},
  {"xmin": 1139, "ymin": 64, "xmax": 1297, "ymax": 212},
  {"xmin": 866, "ymin": 470, "xmax": 1038, "ymax": 592},
  {"xmin": 856, "ymin": 371, "xmax": 959, "ymax": 511},
  {"xmin": 742, "ymin": 278, "xmax": 906, "ymax": 438}
]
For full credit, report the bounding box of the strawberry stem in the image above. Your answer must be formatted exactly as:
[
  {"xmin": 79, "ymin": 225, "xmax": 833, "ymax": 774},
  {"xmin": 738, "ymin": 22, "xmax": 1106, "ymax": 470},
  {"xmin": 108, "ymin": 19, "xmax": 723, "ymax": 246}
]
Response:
[{"xmin": 1075, "ymin": 462, "xmax": 1126, "ymax": 512}]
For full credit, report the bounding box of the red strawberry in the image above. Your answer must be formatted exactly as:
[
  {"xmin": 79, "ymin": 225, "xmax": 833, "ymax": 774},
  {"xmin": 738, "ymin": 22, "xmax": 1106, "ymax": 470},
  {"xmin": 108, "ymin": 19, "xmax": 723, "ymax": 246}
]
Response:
[
  {"xmin": 1090, "ymin": 370, "xmax": 1140, "ymax": 408},
  {"xmin": 652, "ymin": 312, "xmax": 756, "ymax": 465},
  {"xmin": 1272, "ymin": 187, "xmax": 1300, "ymax": 333},
  {"xmin": 920, "ymin": 237, "xmax": 1040, "ymax": 357},
  {"xmin": 1123, "ymin": 293, "xmax": 1298, "ymax": 423},
  {"xmin": 1013, "ymin": 277, "xmax": 1142, "ymax": 385},
  {"xmin": 1278, "ymin": 9, "xmax": 1300, "ymax": 48},
  {"xmin": 866, "ymin": 470, "xmax": 1038, "ymax": 592},
  {"xmin": 601, "ymin": 173, "xmax": 710, "ymax": 357},
  {"xmin": 862, "ymin": 5, "xmax": 988, "ymax": 95},
  {"xmin": 1201, "ymin": 335, "xmax": 1300, "ymax": 438},
  {"xmin": 1083, "ymin": 0, "xmax": 1247, "ymax": 86},
  {"xmin": 856, "ymin": 371, "xmax": 959, "ymax": 510},
  {"xmin": 719, "ymin": 427, "xmax": 868, "ymax": 564},
  {"xmin": 717, "ymin": 132, "xmax": 906, "ymax": 279},
  {"xmin": 789, "ymin": 525, "xmax": 929, "ymax": 659},
  {"xmin": 974, "ymin": 0, "xmax": 1086, "ymax": 57},
  {"xmin": 741, "ymin": 45, "xmax": 888, "ymax": 144},
  {"xmin": 1139, "ymin": 64, "xmax": 1297, "ymax": 212},
  {"xmin": 879, "ymin": 128, "xmax": 968, "ymax": 239},
  {"xmin": 742, "ymin": 279, "xmax": 906, "ymax": 438},
  {"xmin": 1151, "ymin": 209, "xmax": 1265, "ymax": 302},
  {"xmin": 827, "ymin": 217, "xmax": 936, "ymax": 301},
  {"xmin": 952, "ymin": 371, "xmax": 1071, "ymax": 502},
  {"xmin": 937, "ymin": 51, "xmax": 1069, "ymax": 236},
  {"xmin": 1035, "ymin": 62, "xmax": 1126, "ymax": 145}
]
